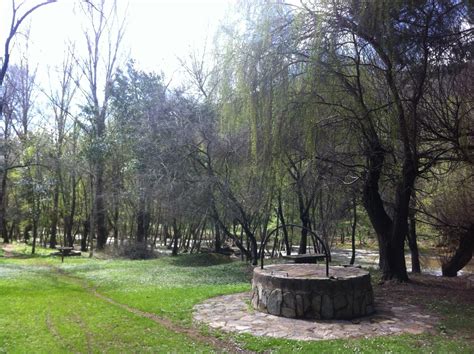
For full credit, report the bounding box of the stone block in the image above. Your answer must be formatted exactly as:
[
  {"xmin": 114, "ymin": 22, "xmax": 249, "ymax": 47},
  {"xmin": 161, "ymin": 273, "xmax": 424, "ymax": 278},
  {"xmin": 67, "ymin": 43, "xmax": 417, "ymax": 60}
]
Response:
[
  {"xmin": 359, "ymin": 295, "xmax": 367, "ymax": 315},
  {"xmin": 334, "ymin": 293, "xmax": 348, "ymax": 310},
  {"xmin": 267, "ymin": 289, "xmax": 282, "ymax": 315},
  {"xmin": 281, "ymin": 306, "xmax": 296, "ymax": 317},
  {"xmin": 283, "ymin": 291, "xmax": 295, "ymax": 309},
  {"xmin": 321, "ymin": 294, "xmax": 334, "ymax": 319},
  {"xmin": 335, "ymin": 306, "xmax": 352, "ymax": 319},
  {"xmin": 260, "ymin": 289, "xmax": 268, "ymax": 307},
  {"xmin": 311, "ymin": 294, "xmax": 322, "ymax": 313},
  {"xmin": 296, "ymin": 294, "xmax": 305, "ymax": 317},
  {"xmin": 366, "ymin": 289, "xmax": 374, "ymax": 305},
  {"xmin": 366, "ymin": 304, "xmax": 375, "ymax": 315},
  {"xmin": 251, "ymin": 290, "xmax": 259, "ymax": 309}
]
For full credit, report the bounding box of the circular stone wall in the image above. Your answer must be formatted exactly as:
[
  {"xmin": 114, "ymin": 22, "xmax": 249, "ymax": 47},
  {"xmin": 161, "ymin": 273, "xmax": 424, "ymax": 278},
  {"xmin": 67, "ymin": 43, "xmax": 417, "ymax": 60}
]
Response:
[{"xmin": 251, "ymin": 264, "xmax": 374, "ymax": 320}]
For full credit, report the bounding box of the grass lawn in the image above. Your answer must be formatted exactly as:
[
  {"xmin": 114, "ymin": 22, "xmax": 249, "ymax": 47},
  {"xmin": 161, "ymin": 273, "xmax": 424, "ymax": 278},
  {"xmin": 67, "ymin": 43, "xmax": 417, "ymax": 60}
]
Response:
[{"xmin": 1, "ymin": 243, "xmax": 473, "ymax": 353}]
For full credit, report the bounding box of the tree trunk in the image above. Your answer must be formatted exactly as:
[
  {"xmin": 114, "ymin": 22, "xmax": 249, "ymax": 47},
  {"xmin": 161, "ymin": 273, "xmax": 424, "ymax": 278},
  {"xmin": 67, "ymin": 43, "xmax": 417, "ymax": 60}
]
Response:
[
  {"xmin": 0, "ymin": 169, "xmax": 8, "ymax": 243},
  {"xmin": 350, "ymin": 196, "xmax": 357, "ymax": 265},
  {"xmin": 407, "ymin": 209, "xmax": 421, "ymax": 273},
  {"xmin": 31, "ymin": 220, "xmax": 38, "ymax": 255},
  {"xmin": 362, "ymin": 145, "xmax": 412, "ymax": 281},
  {"xmin": 94, "ymin": 164, "xmax": 108, "ymax": 249},
  {"xmin": 163, "ymin": 224, "xmax": 169, "ymax": 247},
  {"xmin": 113, "ymin": 205, "xmax": 119, "ymax": 247},
  {"xmin": 63, "ymin": 216, "xmax": 72, "ymax": 247},
  {"xmin": 136, "ymin": 209, "xmax": 146, "ymax": 244},
  {"xmin": 171, "ymin": 219, "xmax": 180, "ymax": 256},
  {"xmin": 442, "ymin": 226, "xmax": 474, "ymax": 277},
  {"xmin": 49, "ymin": 185, "xmax": 59, "ymax": 249},
  {"xmin": 385, "ymin": 159, "xmax": 416, "ymax": 281},
  {"xmin": 249, "ymin": 234, "xmax": 258, "ymax": 265},
  {"xmin": 89, "ymin": 176, "xmax": 95, "ymax": 257},
  {"xmin": 65, "ymin": 174, "xmax": 77, "ymax": 248},
  {"xmin": 210, "ymin": 204, "xmax": 252, "ymax": 260},
  {"xmin": 23, "ymin": 224, "xmax": 31, "ymax": 244},
  {"xmin": 240, "ymin": 228, "xmax": 244, "ymax": 261},
  {"xmin": 194, "ymin": 221, "xmax": 206, "ymax": 253},
  {"xmin": 136, "ymin": 177, "xmax": 149, "ymax": 244},
  {"xmin": 236, "ymin": 218, "xmax": 259, "ymax": 265},
  {"xmin": 297, "ymin": 187, "xmax": 310, "ymax": 254},
  {"xmin": 277, "ymin": 195, "xmax": 291, "ymax": 255},
  {"xmin": 81, "ymin": 218, "xmax": 89, "ymax": 252},
  {"xmin": 214, "ymin": 221, "xmax": 221, "ymax": 252},
  {"xmin": 7, "ymin": 222, "xmax": 14, "ymax": 243}
]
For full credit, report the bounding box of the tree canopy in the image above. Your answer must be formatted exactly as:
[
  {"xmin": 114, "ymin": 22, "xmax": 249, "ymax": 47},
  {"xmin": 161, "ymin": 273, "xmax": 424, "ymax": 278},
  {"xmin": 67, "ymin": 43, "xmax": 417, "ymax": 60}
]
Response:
[{"xmin": 0, "ymin": 0, "xmax": 472, "ymax": 280}]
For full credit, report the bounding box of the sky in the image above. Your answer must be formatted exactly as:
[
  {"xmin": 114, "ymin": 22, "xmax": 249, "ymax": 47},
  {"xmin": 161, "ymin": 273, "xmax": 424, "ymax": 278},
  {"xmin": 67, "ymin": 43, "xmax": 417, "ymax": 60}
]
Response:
[{"xmin": 1, "ymin": 0, "xmax": 235, "ymax": 87}]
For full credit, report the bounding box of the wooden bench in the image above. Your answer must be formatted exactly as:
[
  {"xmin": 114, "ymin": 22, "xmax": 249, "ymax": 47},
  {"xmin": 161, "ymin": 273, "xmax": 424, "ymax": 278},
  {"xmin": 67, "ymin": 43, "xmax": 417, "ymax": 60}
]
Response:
[{"xmin": 282, "ymin": 254, "xmax": 326, "ymax": 264}]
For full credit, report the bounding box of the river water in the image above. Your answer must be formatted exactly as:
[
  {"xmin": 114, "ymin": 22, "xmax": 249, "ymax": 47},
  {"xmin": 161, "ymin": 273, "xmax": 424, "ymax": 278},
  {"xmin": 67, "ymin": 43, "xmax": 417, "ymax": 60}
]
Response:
[{"xmin": 330, "ymin": 248, "xmax": 474, "ymax": 275}]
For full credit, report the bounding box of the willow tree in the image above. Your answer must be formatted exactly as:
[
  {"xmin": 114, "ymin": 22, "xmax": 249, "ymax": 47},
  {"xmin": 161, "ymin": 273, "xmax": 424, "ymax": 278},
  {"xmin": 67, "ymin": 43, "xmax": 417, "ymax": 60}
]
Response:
[
  {"xmin": 297, "ymin": 0, "xmax": 473, "ymax": 281},
  {"xmin": 213, "ymin": 1, "xmax": 297, "ymax": 260}
]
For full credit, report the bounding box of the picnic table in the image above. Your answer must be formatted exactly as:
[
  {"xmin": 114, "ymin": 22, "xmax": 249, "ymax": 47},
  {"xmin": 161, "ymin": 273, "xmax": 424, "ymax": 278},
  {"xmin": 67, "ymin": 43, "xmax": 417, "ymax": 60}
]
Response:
[
  {"xmin": 56, "ymin": 246, "xmax": 73, "ymax": 263},
  {"xmin": 282, "ymin": 253, "xmax": 327, "ymax": 264},
  {"xmin": 54, "ymin": 246, "xmax": 82, "ymax": 262}
]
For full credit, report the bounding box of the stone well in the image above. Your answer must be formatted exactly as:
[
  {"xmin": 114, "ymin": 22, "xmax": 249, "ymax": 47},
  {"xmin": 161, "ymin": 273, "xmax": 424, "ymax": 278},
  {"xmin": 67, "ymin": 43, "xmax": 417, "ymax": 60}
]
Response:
[{"xmin": 251, "ymin": 264, "xmax": 374, "ymax": 320}]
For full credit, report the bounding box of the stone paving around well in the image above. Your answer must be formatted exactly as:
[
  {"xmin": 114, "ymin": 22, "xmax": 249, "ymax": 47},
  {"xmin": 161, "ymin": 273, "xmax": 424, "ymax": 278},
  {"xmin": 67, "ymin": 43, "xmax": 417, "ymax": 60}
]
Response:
[{"xmin": 193, "ymin": 292, "xmax": 438, "ymax": 341}]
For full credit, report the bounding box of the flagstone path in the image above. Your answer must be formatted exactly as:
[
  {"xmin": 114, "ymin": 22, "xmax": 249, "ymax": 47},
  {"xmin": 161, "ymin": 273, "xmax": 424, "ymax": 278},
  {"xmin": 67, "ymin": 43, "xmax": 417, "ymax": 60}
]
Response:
[{"xmin": 193, "ymin": 292, "xmax": 438, "ymax": 341}]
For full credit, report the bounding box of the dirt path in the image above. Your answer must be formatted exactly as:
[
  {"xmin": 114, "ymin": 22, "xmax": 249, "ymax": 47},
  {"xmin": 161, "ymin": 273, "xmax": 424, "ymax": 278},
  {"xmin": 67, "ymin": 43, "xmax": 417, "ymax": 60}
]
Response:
[
  {"xmin": 53, "ymin": 269, "xmax": 251, "ymax": 353},
  {"xmin": 1, "ymin": 243, "xmax": 15, "ymax": 257}
]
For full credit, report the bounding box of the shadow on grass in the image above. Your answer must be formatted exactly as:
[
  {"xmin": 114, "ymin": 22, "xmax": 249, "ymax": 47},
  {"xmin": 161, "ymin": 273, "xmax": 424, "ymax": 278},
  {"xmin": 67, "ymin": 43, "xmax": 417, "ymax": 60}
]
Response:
[
  {"xmin": 167, "ymin": 252, "xmax": 234, "ymax": 268},
  {"xmin": 1, "ymin": 243, "xmax": 58, "ymax": 260},
  {"xmin": 3, "ymin": 250, "xmax": 56, "ymax": 259}
]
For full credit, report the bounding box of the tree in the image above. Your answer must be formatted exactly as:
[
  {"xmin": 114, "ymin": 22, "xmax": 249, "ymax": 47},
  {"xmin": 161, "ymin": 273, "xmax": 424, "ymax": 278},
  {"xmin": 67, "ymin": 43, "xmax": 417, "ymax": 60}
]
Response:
[
  {"xmin": 294, "ymin": 0, "xmax": 473, "ymax": 281},
  {"xmin": 0, "ymin": 0, "xmax": 56, "ymax": 242},
  {"xmin": 45, "ymin": 51, "xmax": 77, "ymax": 248},
  {"xmin": 75, "ymin": 0, "xmax": 125, "ymax": 250},
  {"xmin": 111, "ymin": 62, "xmax": 169, "ymax": 247},
  {"xmin": 432, "ymin": 167, "xmax": 474, "ymax": 276}
]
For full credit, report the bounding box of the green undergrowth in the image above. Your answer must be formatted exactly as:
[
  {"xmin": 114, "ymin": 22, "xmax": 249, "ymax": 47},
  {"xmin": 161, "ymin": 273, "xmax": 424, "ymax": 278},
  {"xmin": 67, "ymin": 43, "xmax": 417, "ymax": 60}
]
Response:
[
  {"xmin": 427, "ymin": 300, "xmax": 474, "ymax": 340},
  {"xmin": 1, "ymin": 243, "xmax": 473, "ymax": 353}
]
